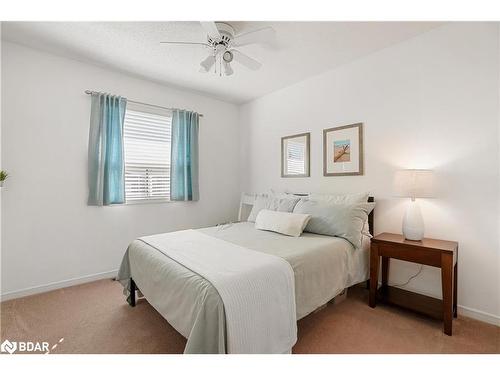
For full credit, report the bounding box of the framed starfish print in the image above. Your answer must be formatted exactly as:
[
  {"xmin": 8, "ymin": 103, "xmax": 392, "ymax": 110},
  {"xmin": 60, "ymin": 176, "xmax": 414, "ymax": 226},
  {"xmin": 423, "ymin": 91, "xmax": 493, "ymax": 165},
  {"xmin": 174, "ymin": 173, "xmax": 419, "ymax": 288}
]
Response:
[{"xmin": 323, "ymin": 123, "xmax": 363, "ymax": 176}]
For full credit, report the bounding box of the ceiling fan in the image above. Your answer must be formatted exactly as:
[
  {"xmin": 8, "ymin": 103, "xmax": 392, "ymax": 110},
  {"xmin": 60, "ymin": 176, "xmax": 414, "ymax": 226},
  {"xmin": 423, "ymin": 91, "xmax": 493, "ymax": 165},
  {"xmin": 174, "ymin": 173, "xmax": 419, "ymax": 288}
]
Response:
[{"xmin": 160, "ymin": 22, "xmax": 276, "ymax": 76}]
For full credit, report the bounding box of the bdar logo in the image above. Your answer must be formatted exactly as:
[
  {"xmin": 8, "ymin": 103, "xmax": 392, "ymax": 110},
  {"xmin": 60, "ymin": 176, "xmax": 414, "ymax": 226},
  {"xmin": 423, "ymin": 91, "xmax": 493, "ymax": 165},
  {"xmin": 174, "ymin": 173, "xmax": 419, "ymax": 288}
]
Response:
[{"xmin": 1, "ymin": 339, "xmax": 17, "ymax": 354}]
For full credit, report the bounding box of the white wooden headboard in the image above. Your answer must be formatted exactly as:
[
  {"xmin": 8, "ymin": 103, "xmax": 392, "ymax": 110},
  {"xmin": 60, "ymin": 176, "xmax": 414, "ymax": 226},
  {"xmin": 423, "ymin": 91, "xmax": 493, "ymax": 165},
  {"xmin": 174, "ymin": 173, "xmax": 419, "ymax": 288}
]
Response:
[
  {"xmin": 237, "ymin": 192, "xmax": 309, "ymax": 222},
  {"xmin": 238, "ymin": 193, "xmax": 257, "ymax": 222}
]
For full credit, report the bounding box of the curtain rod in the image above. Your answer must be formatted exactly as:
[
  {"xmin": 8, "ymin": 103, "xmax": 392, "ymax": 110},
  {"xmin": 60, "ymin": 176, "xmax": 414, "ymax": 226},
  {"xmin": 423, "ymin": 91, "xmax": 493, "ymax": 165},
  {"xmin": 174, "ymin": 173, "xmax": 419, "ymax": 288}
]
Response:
[{"xmin": 84, "ymin": 90, "xmax": 204, "ymax": 117}]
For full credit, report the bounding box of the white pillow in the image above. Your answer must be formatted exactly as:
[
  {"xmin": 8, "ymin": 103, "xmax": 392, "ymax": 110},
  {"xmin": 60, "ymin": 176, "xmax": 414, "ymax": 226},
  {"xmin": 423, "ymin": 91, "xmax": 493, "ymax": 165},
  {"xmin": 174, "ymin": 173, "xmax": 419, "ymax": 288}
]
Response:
[
  {"xmin": 247, "ymin": 194, "xmax": 301, "ymax": 222},
  {"xmin": 255, "ymin": 209, "xmax": 312, "ymax": 237},
  {"xmin": 308, "ymin": 192, "xmax": 369, "ymax": 204}
]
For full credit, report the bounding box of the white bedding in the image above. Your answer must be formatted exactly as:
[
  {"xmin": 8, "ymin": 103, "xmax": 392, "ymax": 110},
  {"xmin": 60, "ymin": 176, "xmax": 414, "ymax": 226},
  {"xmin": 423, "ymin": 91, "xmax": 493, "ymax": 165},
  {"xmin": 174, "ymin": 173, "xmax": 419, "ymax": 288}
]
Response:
[
  {"xmin": 200, "ymin": 222, "xmax": 370, "ymax": 319},
  {"xmin": 140, "ymin": 229, "xmax": 297, "ymax": 354},
  {"xmin": 118, "ymin": 222, "xmax": 370, "ymax": 353},
  {"xmin": 347, "ymin": 234, "xmax": 371, "ymax": 288}
]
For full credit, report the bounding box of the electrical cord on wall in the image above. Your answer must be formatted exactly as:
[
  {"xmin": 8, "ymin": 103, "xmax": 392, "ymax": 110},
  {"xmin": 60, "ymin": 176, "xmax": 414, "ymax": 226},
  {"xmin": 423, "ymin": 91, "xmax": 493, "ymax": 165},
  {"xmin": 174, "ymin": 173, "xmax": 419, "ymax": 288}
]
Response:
[{"xmin": 389, "ymin": 265, "xmax": 424, "ymax": 287}]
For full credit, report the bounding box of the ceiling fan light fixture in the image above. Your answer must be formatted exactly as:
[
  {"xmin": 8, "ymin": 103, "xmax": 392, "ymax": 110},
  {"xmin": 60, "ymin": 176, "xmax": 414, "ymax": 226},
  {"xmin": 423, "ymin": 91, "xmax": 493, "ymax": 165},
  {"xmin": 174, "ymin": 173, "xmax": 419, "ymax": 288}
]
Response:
[
  {"xmin": 223, "ymin": 50, "xmax": 233, "ymax": 63},
  {"xmin": 224, "ymin": 61, "xmax": 234, "ymax": 76},
  {"xmin": 215, "ymin": 44, "xmax": 226, "ymax": 55},
  {"xmin": 200, "ymin": 55, "xmax": 215, "ymax": 72}
]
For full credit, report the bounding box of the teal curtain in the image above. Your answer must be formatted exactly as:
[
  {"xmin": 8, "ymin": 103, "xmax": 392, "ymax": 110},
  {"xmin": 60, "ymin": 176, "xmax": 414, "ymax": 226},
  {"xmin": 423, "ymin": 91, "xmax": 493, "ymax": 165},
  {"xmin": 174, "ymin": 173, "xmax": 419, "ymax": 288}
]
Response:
[
  {"xmin": 87, "ymin": 93, "xmax": 127, "ymax": 206},
  {"xmin": 170, "ymin": 110, "xmax": 199, "ymax": 201}
]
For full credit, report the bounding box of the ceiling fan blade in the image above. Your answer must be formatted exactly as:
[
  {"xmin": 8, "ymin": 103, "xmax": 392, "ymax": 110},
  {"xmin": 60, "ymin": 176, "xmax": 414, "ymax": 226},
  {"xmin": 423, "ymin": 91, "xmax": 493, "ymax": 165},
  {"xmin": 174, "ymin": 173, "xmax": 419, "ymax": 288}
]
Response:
[
  {"xmin": 200, "ymin": 21, "xmax": 221, "ymax": 41},
  {"xmin": 231, "ymin": 50, "xmax": 262, "ymax": 71},
  {"xmin": 232, "ymin": 27, "xmax": 276, "ymax": 47},
  {"xmin": 200, "ymin": 54, "xmax": 216, "ymax": 72},
  {"xmin": 160, "ymin": 41, "xmax": 210, "ymax": 46}
]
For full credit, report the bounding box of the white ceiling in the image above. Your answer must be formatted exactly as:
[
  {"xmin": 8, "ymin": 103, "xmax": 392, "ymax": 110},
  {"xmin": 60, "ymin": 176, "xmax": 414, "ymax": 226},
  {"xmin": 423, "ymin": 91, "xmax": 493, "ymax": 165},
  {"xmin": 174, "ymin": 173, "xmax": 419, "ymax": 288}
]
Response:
[{"xmin": 2, "ymin": 22, "xmax": 443, "ymax": 103}]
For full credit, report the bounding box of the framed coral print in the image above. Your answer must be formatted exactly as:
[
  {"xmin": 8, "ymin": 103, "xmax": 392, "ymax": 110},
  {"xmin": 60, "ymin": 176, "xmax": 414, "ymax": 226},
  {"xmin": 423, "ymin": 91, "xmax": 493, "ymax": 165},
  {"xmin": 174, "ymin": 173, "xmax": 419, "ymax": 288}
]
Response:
[{"xmin": 323, "ymin": 123, "xmax": 363, "ymax": 176}]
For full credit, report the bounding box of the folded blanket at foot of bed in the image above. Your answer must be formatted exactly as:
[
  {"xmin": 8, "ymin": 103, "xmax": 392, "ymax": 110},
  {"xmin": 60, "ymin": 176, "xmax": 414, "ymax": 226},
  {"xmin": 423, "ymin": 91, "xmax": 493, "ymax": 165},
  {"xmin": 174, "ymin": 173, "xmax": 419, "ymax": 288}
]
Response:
[{"xmin": 118, "ymin": 229, "xmax": 297, "ymax": 354}]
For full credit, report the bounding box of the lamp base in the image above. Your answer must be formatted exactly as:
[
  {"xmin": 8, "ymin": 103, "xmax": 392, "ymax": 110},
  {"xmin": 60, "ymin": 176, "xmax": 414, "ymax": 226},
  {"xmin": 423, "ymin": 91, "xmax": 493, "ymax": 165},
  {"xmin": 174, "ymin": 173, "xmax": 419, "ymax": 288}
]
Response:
[{"xmin": 403, "ymin": 200, "xmax": 424, "ymax": 241}]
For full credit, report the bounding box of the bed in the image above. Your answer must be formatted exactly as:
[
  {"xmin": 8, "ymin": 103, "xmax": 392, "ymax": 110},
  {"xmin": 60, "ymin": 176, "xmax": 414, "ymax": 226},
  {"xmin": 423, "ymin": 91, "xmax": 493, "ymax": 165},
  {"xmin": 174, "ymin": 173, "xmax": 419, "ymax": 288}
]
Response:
[{"xmin": 117, "ymin": 196, "xmax": 374, "ymax": 354}]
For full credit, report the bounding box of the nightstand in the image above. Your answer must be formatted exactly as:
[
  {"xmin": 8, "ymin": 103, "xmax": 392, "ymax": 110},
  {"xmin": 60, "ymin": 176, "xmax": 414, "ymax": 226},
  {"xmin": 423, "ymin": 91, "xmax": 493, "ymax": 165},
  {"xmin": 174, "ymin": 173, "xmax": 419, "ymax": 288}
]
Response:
[{"xmin": 369, "ymin": 232, "xmax": 458, "ymax": 336}]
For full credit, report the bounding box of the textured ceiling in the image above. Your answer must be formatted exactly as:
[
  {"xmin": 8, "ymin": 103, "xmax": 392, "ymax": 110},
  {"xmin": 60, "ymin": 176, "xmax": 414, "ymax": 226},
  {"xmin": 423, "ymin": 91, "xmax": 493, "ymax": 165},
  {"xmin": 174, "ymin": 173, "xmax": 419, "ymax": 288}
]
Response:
[{"xmin": 1, "ymin": 21, "xmax": 444, "ymax": 103}]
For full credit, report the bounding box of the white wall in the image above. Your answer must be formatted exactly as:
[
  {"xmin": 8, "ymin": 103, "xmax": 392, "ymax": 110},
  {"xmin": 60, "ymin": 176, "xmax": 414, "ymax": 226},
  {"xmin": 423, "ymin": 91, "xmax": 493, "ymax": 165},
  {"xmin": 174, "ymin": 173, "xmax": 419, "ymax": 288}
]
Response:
[
  {"xmin": 0, "ymin": 24, "xmax": 3, "ymax": 299},
  {"xmin": 240, "ymin": 23, "xmax": 500, "ymax": 322},
  {"xmin": 2, "ymin": 23, "xmax": 499, "ymax": 325},
  {"xmin": 1, "ymin": 41, "xmax": 240, "ymax": 298}
]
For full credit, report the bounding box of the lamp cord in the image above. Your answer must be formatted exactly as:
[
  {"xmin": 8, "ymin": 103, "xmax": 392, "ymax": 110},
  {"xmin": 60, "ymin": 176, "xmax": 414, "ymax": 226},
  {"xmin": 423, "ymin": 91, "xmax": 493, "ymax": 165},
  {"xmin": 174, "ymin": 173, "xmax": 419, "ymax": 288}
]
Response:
[{"xmin": 389, "ymin": 264, "xmax": 424, "ymax": 287}]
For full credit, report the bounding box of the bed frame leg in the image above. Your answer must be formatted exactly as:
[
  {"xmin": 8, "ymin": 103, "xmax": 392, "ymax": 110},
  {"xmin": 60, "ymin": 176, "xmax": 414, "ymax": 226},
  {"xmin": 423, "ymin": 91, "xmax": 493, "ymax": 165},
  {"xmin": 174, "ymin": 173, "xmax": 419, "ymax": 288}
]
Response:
[{"xmin": 129, "ymin": 278, "xmax": 136, "ymax": 307}]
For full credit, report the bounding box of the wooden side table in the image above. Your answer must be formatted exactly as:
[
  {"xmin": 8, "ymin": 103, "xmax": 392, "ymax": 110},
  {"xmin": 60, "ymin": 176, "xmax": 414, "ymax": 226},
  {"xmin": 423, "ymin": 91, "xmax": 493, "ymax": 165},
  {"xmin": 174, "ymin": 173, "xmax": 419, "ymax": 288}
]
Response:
[{"xmin": 369, "ymin": 233, "xmax": 458, "ymax": 335}]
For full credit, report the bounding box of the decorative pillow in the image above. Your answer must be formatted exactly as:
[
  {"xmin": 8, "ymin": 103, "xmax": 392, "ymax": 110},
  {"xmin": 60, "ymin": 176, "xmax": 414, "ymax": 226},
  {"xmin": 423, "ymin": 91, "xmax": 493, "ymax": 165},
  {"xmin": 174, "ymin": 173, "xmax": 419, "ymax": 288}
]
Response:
[
  {"xmin": 247, "ymin": 194, "xmax": 301, "ymax": 222},
  {"xmin": 293, "ymin": 200, "xmax": 376, "ymax": 248},
  {"xmin": 308, "ymin": 192, "xmax": 369, "ymax": 204},
  {"xmin": 308, "ymin": 192, "xmax": 372, "ymax": 238},
  {"xmin": 255, "ymin": 209, "xmax": 312, "ymax": 237}
]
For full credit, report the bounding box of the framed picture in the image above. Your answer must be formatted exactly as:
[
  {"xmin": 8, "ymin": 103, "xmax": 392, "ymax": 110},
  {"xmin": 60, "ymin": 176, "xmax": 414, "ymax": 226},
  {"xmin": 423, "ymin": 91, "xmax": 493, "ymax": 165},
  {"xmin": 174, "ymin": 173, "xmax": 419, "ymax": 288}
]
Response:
[
  {"xmin": 323, "ymin": 123, "xmax": 363, "ymax": 176},
  {"xmin": 281, "ymin": 132, "xmax": 310, "ymax": 178}
]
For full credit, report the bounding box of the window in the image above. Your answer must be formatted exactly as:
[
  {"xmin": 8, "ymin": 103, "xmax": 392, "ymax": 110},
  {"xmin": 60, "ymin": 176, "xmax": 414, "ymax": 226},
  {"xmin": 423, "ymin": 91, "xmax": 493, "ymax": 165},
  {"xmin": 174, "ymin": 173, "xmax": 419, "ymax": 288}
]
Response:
[{"xmin": 123, "ymin": 105, "xmax": 172, "ymax": 203}]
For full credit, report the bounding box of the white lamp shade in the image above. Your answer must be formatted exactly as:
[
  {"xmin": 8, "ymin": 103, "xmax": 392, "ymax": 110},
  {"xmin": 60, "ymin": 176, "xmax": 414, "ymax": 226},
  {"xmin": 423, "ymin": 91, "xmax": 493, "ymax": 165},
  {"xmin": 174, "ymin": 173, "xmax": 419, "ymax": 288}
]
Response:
[{"xmin": 394, "ymin": 169, "xmax": 434, "ymax": 199}]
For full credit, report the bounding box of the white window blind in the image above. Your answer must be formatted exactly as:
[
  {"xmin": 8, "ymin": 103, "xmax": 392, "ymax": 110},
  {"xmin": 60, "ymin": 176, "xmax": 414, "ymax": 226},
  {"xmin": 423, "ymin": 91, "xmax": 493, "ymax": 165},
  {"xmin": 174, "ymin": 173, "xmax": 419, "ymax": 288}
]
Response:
[
  {"xmin": 123, "ymin": 107, "xmax": 172, "ymax": 203},
  {"xmin": 286, "ymin": 140, "xmax": 305, "ymax": 175}
]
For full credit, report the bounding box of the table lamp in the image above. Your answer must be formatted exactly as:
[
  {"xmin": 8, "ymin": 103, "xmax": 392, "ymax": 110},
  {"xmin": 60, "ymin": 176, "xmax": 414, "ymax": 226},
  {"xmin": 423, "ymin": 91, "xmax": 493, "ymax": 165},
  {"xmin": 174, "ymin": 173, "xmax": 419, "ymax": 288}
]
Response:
[{"xmin": 394, "ymin": 169, "xmax": 434, "ymax": 241}]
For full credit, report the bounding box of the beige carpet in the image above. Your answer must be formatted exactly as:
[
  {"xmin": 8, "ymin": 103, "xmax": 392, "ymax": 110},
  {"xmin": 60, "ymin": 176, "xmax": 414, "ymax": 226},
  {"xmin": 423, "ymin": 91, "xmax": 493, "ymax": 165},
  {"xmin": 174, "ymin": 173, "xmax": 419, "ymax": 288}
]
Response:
[{"xmin": 1, "ymin": 279, "xmax": 498, "ymax": 354}]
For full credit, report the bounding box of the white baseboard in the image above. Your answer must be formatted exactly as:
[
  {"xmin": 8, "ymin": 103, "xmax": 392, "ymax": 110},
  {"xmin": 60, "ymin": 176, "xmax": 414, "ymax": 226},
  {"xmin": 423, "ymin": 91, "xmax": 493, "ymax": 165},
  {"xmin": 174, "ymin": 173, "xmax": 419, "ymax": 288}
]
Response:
[
  {"xmin": 0, "ymin": 270, "xmax": 118, "ymax": 302},
  {"xmin": 458, "ymin": 305, "xmax": 500, "ymax": 326}
]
